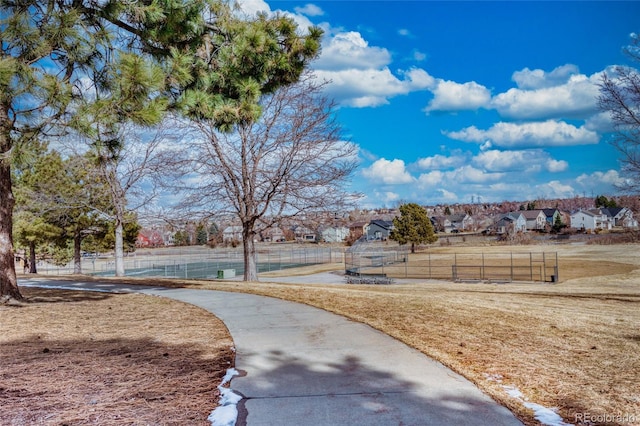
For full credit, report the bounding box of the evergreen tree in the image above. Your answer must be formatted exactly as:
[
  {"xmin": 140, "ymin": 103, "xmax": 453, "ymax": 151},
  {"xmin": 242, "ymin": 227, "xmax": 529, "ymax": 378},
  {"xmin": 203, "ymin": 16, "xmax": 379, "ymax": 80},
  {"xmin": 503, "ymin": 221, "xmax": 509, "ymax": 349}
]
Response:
[
  {"xmin": 0, "ymin": 0, "xmax": 210, "ymax": 300},
  {"xmin": 595, "ymin": 195, "xmax": 618, "ymax": 208},
  {"xmin": 196, "ymin": 223, "xmax": 208, "ymax": 245},
  {"xmin": 390, "ymin": 203, "xmax": 438, "ymax": 253},
  {"xmin": 13, "ymin": 147, "xmax": 112, "ymax": 274},
  {"xmin": 1, "ymin": 0, "xmax": 320, "ymax": 299}
]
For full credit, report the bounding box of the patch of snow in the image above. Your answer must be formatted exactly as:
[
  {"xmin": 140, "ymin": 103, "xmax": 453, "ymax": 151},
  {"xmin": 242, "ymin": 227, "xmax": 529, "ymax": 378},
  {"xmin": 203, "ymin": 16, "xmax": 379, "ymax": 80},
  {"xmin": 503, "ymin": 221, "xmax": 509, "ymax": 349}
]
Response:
[
  {"xmin": 208, "ymin": 368, "xmax": 241, "ymax": 426},
  {"xmin": 484, "ymin": 373, "xmax": 503, "ymax": 383},
  {"xmin": 523, "ymin": 401, "xmax": 574, "ymax": 426},
  {"xmin": 502, "ymin": 384, "xmax": 573, "ymax": 426},
  {"xmin": 503, "ymin": 385, "xmax": 524, "ymax": 400}
]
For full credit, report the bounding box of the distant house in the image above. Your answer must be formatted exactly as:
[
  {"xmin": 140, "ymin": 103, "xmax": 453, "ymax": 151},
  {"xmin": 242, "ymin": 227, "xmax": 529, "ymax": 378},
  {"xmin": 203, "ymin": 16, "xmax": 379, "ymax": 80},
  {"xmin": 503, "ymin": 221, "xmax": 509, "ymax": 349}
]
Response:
[
  {"xmin": 321, "ymin": 226, "xmax": 350, "ymax": 243},
  {"xmin": 348, "ymin": 221, "xmax": 368, "ymax": 241},
  {"xmin": 493, "ymin": 212, "xmax": 526, "ymax": 234},
  {"xmin": 136, "ymin": 229, "xmax": 165, "ymax": 248},
  {"xmin": 223, "ymin": 225, "xmax": 243, "ymax": 242},
  {"xmin": 601, "ymin": 207, "xmax": 639, "ymax": 229},
  {"xmin": 365, "ymin": 219, "xmax": 393, "ymax": 240},
  {"xmin": 447, "ymin": 213, "xmax": 474, "ymax": 233},
  {"xmin": 570, "ymin": 207, "xmax": 638, "ymax": 231},
  {"xmin": 163, "ymin": 231, "xmax": 175, "ymax": 246},
  {"xmin": 521, "ymin": 210, "xmax": 547, "ymax": 231},
  {"xmin": 570, "ymin": 209, "xmax": 610, "ymax": 231},
  {"xmin": 542, "ymin": 208, "xmax": 561, "ymax": 226},
  {"xmin": 261, "ymin": 226, "xmax": 286, "ymax": 242},
  {"xmin": 294, "ymin": 225, "xmax": 317, "ymax": 242}
]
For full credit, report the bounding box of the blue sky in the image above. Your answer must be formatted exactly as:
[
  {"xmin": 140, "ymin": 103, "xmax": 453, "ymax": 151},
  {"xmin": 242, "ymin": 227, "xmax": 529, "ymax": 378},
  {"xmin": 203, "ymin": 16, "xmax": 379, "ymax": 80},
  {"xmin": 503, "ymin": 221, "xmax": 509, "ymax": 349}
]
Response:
[{"xmin": 238, "ymin": 0, "xmax": 640, "ymax": 208}]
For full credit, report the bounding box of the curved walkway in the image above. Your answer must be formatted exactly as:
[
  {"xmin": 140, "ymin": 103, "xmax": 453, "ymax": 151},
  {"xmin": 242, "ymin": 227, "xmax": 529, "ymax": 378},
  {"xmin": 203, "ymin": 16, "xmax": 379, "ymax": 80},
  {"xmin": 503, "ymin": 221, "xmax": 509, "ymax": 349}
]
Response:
[{"xmin": 21, "ymin": 277, "xmax": 522, "ymax": 426}]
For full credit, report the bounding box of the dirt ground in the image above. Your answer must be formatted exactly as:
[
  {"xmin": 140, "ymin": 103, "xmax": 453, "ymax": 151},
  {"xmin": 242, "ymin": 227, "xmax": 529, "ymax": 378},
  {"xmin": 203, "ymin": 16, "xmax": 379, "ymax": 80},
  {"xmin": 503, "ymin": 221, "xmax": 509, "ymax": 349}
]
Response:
[
  {"xmin": 1, "ymin": 242, "xmax": 639, "ymax": 426},
  {"xmin": 0, "ymin": 289, "xmax": 234, "ymax": 425}
]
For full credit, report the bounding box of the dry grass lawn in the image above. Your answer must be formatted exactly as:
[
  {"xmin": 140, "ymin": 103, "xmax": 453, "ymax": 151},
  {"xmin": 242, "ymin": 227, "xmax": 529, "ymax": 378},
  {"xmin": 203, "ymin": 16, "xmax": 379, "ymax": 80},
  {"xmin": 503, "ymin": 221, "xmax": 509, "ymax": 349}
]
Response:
[
  {"xmin": 0, "ymin": 289, "xmax": 234, "ymax": 425},
  {"xmin": 184, "ymin": 243, "xmax": 640, "ymax": 425},
  {"xmin": 1, "ymin": 242, "xmax": 639, "ymax": 425}
]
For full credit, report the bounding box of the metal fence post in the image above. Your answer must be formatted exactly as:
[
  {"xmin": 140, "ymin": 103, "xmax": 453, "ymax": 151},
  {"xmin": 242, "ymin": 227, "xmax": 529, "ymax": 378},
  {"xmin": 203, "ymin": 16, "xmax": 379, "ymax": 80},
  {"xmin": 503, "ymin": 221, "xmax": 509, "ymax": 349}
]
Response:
[{"xmin": 510, "ymin": 252, "xmax": 514, "ymax": 281}]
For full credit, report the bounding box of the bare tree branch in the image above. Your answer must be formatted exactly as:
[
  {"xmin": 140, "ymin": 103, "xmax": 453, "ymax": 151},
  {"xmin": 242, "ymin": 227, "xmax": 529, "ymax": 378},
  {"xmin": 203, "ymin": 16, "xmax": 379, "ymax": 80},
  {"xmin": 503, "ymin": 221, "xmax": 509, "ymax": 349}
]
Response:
[{"xmin": 176, "ymin": 73, "xmax": 361, "ymax": 280}]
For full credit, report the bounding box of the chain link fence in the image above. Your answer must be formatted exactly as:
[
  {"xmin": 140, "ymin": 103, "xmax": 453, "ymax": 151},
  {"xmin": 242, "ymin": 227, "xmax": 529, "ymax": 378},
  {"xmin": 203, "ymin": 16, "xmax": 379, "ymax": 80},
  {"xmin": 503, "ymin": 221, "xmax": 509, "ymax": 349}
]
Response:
[
  {"xmin": 35, "ymin": 245, "xmax": 344, "ymax": 279},
  {"xmin": 345, "ymin": 241, "xmax": 559, "ymax": 283}
]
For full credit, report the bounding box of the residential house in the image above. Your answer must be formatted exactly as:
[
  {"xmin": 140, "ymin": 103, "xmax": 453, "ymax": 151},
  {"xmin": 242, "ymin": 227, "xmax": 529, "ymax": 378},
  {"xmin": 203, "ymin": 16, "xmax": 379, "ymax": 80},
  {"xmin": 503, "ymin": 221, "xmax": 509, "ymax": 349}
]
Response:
[
  {"xmin": 261, "ymin": 226, "xmax": 286, "ymax": 242},
  {"xmin": 136, "ymin": 228, "xmax": 165, "ymax": 248},
  {"xmin": 365, "ymin": 219, "xmax": 393, "ymax": 240},
  {"xmin": 321, "ymin": 226, "xmax": 350, "ymax": 243},
  {"xmin": 222, "ymin": 225, "xmax": 243, "ymax": 242},
  {"xmin": 163, "ymin": 231, "xmax": 175, "ymax": 246},
  {"xmin": 294, "ymin": 225, "xmax": 317, "ymax": 242},
  {"xmin": 348, "ymin": 221, "xmax": 368, "ymax": 242},
  {"xmin": 492, "ymin": 212, "xmax": 527, "ymax": 234},
  {"xmin": 521, "ymin": 210, "xmax": 547, "ymax": 231},
  {"xmin": 570, "ymin": 209, "xmax": 610, "ymax": 231},
  {"xmin": 542, "ymin": 208, "xmax": 561, "ymax": 227},
  {"xmin": 601, "ymin": 207, "xmax": 639, "ymax": 229},
  {"xmin": 447, "ymin": 213, "xmax": 474, "ymax": 233}
]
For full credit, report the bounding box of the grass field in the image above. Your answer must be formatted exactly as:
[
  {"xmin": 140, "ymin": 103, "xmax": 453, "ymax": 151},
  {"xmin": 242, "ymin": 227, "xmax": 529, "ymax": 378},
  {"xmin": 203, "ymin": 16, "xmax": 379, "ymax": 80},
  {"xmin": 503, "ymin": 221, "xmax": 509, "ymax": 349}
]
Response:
[
  {"xmin": 186, "ymin": 243, "xmax": 640, "ymax": 425},
  {"xmin": 2, "ymin": 242, "xmax": 639, "ymax": 425}
]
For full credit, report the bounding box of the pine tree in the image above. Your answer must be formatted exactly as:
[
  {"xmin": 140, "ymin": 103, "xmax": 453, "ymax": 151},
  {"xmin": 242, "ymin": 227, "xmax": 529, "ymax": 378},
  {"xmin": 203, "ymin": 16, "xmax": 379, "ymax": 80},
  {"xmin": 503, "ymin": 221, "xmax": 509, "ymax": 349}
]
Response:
[
  {"xmin": 1, "ymin": 0, "xmax": 321, "ymax": 299},
  {"xmin": 390, "ymin": 203, "xmax": 438, "ymax": 253}
]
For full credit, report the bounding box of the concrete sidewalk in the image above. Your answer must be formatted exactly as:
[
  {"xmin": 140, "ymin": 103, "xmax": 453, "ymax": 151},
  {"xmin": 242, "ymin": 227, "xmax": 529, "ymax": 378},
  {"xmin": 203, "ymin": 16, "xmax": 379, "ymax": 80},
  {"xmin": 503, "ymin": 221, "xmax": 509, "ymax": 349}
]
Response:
[{"xmin": 21, "ymin": 277, "xmax": 523, "ymax": 426}]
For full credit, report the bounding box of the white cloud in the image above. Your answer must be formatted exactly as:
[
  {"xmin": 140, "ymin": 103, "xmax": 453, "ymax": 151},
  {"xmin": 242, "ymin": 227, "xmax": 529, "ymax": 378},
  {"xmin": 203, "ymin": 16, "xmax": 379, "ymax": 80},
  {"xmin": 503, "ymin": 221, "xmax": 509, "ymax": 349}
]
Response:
[
  {"xmin": 448, "ymin": 165, "xmax": 505, "ymax": 183},
  {"xmin": 314, "ymin": 67, "xmax": 433, "ymax": 108},
  {"xmin": 413, "ymin": 50, "xmax": 427, "ymax": 62},
  {"xmin": 374, "ymin": 190, "xmax": 401, "ymax": 204},
  {"xmin": 294, "ymin": 3, "xmax": 324, "ymax": 16},
  {"xmin": 416, "ymin": 153, "xmax": 467, "ymax": 170},
  {"xmin": 398, "ymin": 28, "xmax": 411, "ymax": 37},
  {"xmin": 417, "ymin": 165, "xmax": 503, "ymax": 189},
  {"xmin": 512, "ymin": 64, "xmax": 580, "ymax": 89},
  {"xmin": 417, "ymin": 170, "xmax": 445, "ymax": 187},
  {"xmin": 584, "ymin": 111, "xmax": 615, "ymax": 132},
  {"xmin": 425, "ymin": 80, "xmax": 491, "ymax": 112},
  {"xmin": 361, "ymin": 158, "xmax": 414, "ymax": 184},
  {"xmin": 310, "ymin": 28, "xmax": 434, "ymax": 107},
  {"xmin": 236, "ymin": 0, "xmax": 271, "ymax": 16},
  {"xmin": 491, "ymin": 71, "xmax": 600, "ymax": 119},
  {"xmin": 235, "ymin": 0, "xmax": 315, "ymax": 33},
  {"xmin": 472, "ymin": 149, "xmax": 567, "ymax": 173},
  {"xmin": 437, "ymin": 188, "xmax": 458, "ymax": 202},
  {"xmin": 313, "ymin": 32, "xmax": 391, "ymax": 70},
  {"xmin": 445, "ymin": 120, "xmax": 599, "ymax": 148},
  {"xmin": 576, "ymin": 169, "xmax": 624, "ymax": 186},
  {"xmin": 546, "ymin": 159, "xmax": 569, "ymax": 173},
  {"xmin": 535, "ymin": 180, "xmax": 575, "ymax": 199}
]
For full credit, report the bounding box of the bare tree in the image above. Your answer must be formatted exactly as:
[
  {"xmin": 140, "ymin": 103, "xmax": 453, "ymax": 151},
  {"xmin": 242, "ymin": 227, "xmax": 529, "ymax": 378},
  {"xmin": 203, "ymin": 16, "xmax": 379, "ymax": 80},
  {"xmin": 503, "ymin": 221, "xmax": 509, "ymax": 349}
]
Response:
[
  {"xmin": 180, "ymin": 74, "xmax": 360, "ymax": 281},
  {"xmin": 598, "ymin": 33, "xmax": 640, "ymax": 193},
  {"xmin": 86, "ymin": 125, "xmax": 177, "ymax": 276}
]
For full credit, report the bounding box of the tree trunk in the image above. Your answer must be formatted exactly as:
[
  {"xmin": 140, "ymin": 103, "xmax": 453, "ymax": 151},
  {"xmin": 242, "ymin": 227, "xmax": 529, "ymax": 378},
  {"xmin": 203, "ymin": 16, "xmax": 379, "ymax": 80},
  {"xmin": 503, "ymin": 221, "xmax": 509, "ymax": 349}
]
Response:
[
  {"xmin": 242, "ymin": 224, "xmax": 258, "ymax": 281},
  {"xmin": 73, "ymin": 232, "xmax": 82, "ymax": 274},
  {"xmin": 28, "ymin": 241, "xmax": 37, "ymax": 274},
  {"xmin": 0, "ymin": 106, "xmax": 22, "ymax": 301},
  {"xmin": 114, "ymin": 218, "xmax": 125, "ymax": 277}
]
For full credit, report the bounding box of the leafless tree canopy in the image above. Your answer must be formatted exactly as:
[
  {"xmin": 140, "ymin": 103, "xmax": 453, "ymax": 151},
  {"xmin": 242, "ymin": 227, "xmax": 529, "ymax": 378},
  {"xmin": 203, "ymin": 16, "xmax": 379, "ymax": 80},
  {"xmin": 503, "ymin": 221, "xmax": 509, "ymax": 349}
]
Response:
[
  {"xmin": 183, "ymin": 74, "xmax": 359, "ymax": 226},
  {"xmin": 176, "ymin": 74, "xmax": 360, "ymax": 280},
  {"xmin": 598, "ymin": 34, "xmax": 640, "ymax": 193}
]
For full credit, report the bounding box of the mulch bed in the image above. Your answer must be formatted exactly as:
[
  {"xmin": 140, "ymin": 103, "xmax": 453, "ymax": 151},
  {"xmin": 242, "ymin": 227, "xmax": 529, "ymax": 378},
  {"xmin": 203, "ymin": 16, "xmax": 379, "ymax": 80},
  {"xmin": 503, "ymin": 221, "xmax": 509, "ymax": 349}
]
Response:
[{"xmin": 0, "ymin": 288, "xmax": 235, "ymax": 425}]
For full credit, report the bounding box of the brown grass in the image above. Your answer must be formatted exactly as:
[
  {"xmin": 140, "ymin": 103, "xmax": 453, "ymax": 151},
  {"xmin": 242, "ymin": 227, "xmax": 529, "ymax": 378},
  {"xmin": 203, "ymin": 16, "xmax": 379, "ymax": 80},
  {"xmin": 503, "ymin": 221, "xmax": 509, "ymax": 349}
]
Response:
[
  {"xmin": 176, "ymin": 243, "xmax": 640, "ymax": 425},
  {"xmin": 0, "ymin": 288, "xmax": 234, "ymax": 425},
  {"xmin": 3, "ymin": 243, "xmax": 640, "ymax": 425}
]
